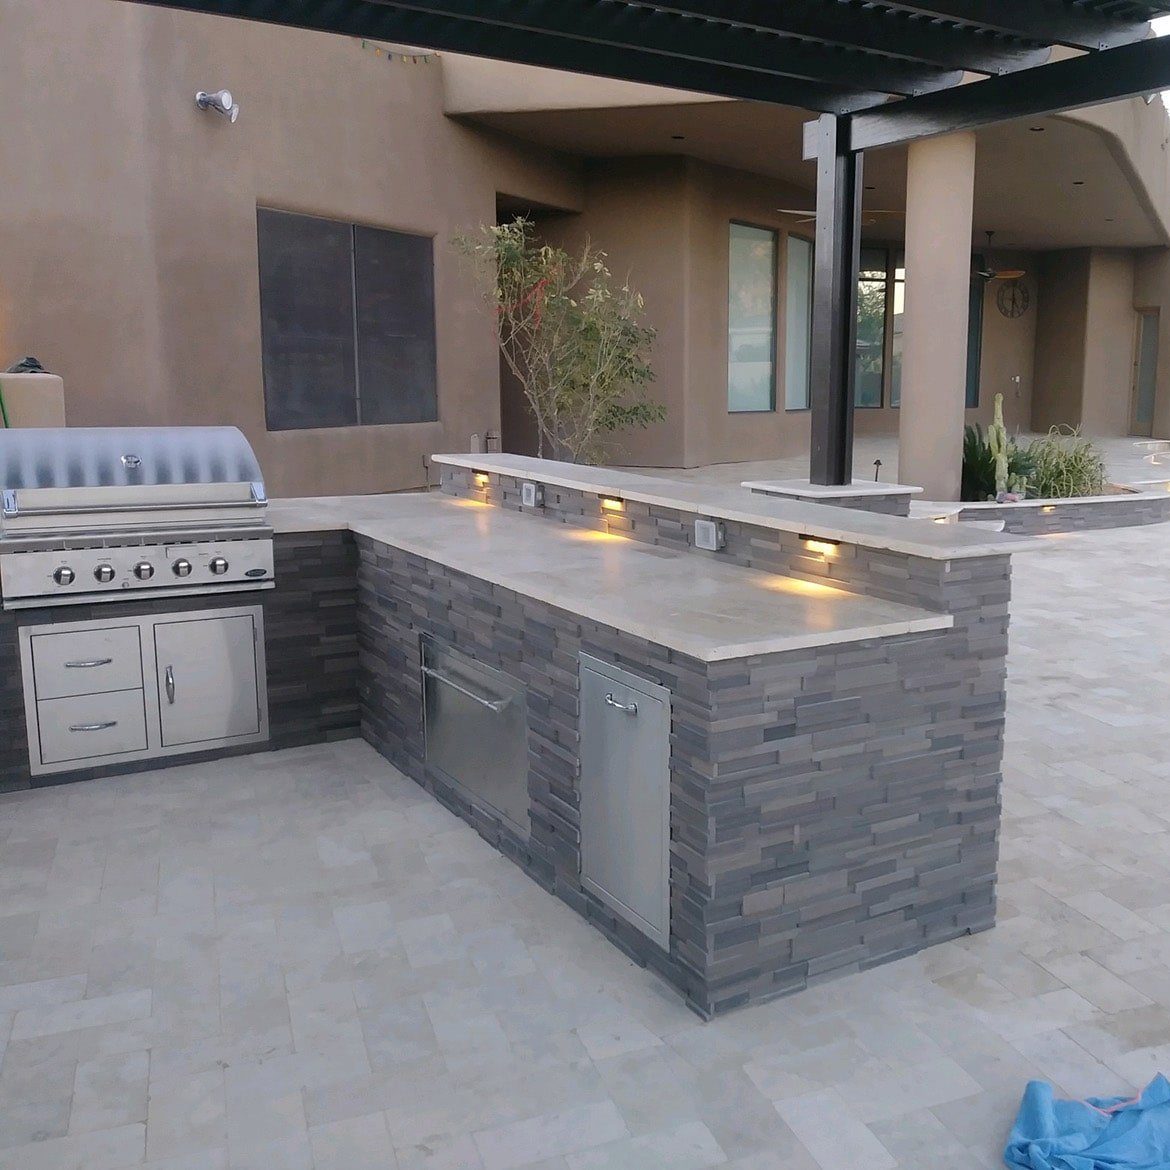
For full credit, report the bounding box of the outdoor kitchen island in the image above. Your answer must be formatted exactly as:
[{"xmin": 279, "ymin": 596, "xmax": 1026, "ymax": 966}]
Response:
[{"xmin": 265, "ymin": 453, "xmax": 1036, "ymax": 1018}]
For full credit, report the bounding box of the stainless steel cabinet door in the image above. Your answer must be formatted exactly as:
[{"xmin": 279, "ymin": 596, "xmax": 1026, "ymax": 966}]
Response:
[
  {"xmin": 154, "ymin": 613, "xmax": 262, "ymax": 748},
  {"xmin": 579, "ymin": 656, "xmax": 671, "ymax": 948}
]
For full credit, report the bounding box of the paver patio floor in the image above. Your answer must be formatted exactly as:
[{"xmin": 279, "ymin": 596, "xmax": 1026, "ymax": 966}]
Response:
[{"xmin": 2, "ymin": 521, "xmax": 1170, "ymax": 1169}]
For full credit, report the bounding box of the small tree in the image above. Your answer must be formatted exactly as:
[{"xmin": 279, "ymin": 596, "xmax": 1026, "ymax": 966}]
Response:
[{"xmin": 455, "ymin": 218, "xmax": 662, "ymax": 464}]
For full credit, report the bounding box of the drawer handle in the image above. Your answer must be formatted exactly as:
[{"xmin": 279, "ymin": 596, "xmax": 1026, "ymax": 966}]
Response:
[
  {"xmin": 164, "ymin": 665, "xmax": 175, "ymax": 705},
  {"xmin": 422, "ymin": 665, "xmax": 510, "ymax": 713},
  {"xmin": 605, "ymin": 693, "xmax": 638, "ymax": 716},
  {"xmin": 65, "ymin": 658, "xmax": 113, "ymax": 669},
  {"xmin": 69, "ymin": 721, "xmax": 117, "ymax": 732}
]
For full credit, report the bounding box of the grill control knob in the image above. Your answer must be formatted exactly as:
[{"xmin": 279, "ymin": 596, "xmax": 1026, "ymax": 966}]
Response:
[
  {"xmin": 94, "ymin": 564, "xmax": 116, "ymax": 584},
  {"xmin": 209, "ymin": 556, "xmax": 229, "ymax": 576},
  {"xmin": 133, "ymin": 562, "xmax": 155, "ymax": 581},
  {"xmin": 172, "ymin": 558, "xmax": 193, "ymax": 578},
  {"xmin": 53, "ymin": 567, "xmax": 75, "ymax": 586}
]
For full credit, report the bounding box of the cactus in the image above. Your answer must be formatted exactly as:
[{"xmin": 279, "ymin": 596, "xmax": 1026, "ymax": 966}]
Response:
[{"xmin": 988, "ymin": 392, "xmax": 1010, "ymax": 498}]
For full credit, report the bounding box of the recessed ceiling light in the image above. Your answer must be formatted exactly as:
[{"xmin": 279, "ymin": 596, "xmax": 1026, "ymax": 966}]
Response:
[
  {"xmin": 1029, "ymin": 125, "xmax": 1045, "ymax": 132},
  {"xmin": 1105, "ymin": 217, "xmax": 1115, "ymax": 222},
  {"xmin": 671, "ymin": 134, "xmax": 685, "ymax": 140},
  {"xmin": 1073, "ymin": 180, "xmax": 1085, "ymax": 186}
]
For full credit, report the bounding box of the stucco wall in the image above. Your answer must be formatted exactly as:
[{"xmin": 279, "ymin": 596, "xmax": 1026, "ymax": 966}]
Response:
[
  {"xmin": 1080, "ymin": 250, "xmax": 1138, "ymax": 437},
  {"xmin": 1134, "ymin": 248, "xmax": 1170, "ymax": 438},
  {"xmin": 0, "ymin": 0, "xmax": 582, "ymax": 497},
  {"xmin": 1033, "ymin": 250, "xmax": 1091, "ymax": 431}
]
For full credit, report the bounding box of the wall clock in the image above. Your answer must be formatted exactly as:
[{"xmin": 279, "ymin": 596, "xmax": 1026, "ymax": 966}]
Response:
[{"xmin": 996, "ymin": 280, "xmax": 1030, "ymax": 319}]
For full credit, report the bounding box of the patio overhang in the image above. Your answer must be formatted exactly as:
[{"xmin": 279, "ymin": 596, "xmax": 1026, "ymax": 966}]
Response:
[{"xmin": 125, "ymin": 0, "xmax": 1170, "ymax": 484}]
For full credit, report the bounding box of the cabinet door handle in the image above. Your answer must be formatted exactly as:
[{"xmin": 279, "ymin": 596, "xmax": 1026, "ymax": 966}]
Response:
[
  {"xmin": 164, "ymin": 665, "xmax": 175, "ymax": 705},
  {"xmin": 65, "ymin": 658, "xmax": 113, "ymax": 669},
  {"xmin": 605, "ymin": 692, "xmax": 638, "ymax": 716},
  {"xmin": 70, "ymin": 721, "xmax": 117, "ymax": 732},
  {"xmin": 422, "ymin": 665, "xmax": 510, "ymax": 712}
]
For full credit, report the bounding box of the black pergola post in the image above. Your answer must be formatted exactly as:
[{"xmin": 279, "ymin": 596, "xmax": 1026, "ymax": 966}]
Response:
[{"xmin": 809, "ymin": 114, "xmax": 864, "ymax": 487}]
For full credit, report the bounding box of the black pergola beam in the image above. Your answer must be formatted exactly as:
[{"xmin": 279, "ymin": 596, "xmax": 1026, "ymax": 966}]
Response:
[
  {"xmin": 633, "ymin": 0, "xmax": 1051, "ymax": 76},
  {"xmin": 879, "ymin": 1, "xmax": 1153, "ymax": 50},
  {"xmin": 382, "ymin": 0, "xmax": 961, "ymax": 97},
  {"xmin": 808, "ymin": 114, "xmax": 862, "ymax": 487},
  {"xmin": 129, "ymin": 0, "xmax": 881, "ymax": 113},
  {"xmin": 848, "ymin": 33, "xmax": 1170, "ymax": 152}
]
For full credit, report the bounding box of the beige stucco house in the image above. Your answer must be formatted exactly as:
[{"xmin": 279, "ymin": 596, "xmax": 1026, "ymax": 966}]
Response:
[{"xmin": 5, "ymin": 0, "xmax": 1170, "ymax": 497}]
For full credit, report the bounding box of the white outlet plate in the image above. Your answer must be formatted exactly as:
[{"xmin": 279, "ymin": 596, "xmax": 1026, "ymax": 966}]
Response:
[
  {"xmin": 694, "ymin": 518, "xmax": 724, "ymax": 551},
  {"xmin": 521, "ymin": 482, "xmax": 544, "ymax": 508}
]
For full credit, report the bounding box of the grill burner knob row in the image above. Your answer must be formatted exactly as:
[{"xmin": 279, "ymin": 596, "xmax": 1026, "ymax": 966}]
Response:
[
  {"xmin": 94, "ymin": 564, "xmax": 116, "ymax": 584},
  {"xmin": 53, "ymin": 567, "xmax": 75, "ymax": 586},
  {"xmin": 209, "ymin": 556, "xmax": 229, "ymax": 575},
  {"xmin": 172, "ymin": 558, "xmax": 193, "ymax": 578},
  {"xmin": 133, "ymin": 562, "xmax": 154, "ymax": 581}
]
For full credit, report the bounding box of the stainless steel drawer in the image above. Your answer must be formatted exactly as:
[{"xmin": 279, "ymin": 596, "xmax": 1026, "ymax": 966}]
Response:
[
  {"xmin": 36, "ymin": 689, "xmax": 149, "ymax": 765},
  {"xmin": 422, "ymin": 636, "xmax": 529, "ymax": 836},
  {"xmin": 30, "ymin": 625, "xmax": 143, "ymax": 700}
]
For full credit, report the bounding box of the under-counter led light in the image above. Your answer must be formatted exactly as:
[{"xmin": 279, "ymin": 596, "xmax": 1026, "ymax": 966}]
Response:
[
  {"xmin": 473, "ymin": 470, "xmax": 490, "ymax": 487},
  {"xmin": 600, "ymin": 496, "xmax": 624, "ymax": 512},
  {"xmin": 800, "ymin": 533, "xmax": 840, "ymax": 557},
  {"xmin": 1041, "ymin": 505, "xmax": 1056, "ymax": 514}
]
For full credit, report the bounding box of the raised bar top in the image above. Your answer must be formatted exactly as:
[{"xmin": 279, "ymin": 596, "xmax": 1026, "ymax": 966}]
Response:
[
  {"xmin": 269, "ymin": 492, "xmax": 952, "ymax": 662},
  {"xmin": 432, "ymin": 453, "xmax": 1038, "ymax": 561},
  {"xmin": 743, "ymin": 478, "xmax": 923, "ymax": 498}
]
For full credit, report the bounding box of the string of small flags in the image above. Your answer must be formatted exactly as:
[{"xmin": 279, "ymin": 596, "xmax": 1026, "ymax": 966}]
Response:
[{"xmin": 360, "ymin": 39, "xmax": 436, "ymax": 64}]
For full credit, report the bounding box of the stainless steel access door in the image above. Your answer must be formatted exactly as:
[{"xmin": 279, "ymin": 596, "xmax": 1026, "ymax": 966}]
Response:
[
  {"xmin": 421, "ymin": 636, "xmax": 530, "ymax": 836},
  {"xmin": 578, "ymin": 655, "xmax": 671, "ymax": 949},
  {"xmin": 154, "ymin": 612, "xmax": 264, "ymax": 748}
]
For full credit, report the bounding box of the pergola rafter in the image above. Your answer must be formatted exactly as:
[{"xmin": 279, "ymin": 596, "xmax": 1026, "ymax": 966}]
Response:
[{"xmin": 123, "ymin": 0, "xmax": 1170, "ymax": 485}]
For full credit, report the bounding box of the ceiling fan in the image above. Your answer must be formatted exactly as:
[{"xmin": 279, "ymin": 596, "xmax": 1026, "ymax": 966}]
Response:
[
  {"xmin": 775, "ymin": 207, "xmax": 903, "ymax": 228},
  {"xmin": 976, "ymin": 231, "xmax": 1027, "ymax": 281}
]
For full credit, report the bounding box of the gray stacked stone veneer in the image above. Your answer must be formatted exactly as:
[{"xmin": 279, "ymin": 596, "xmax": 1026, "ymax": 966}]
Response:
[
  {"xmin": 0, "ymin": 529, "xmax": 360, "ymax": 793},
  {"xmin": 364, "ymin": 478, "xmax": 1010, "ymax": 1015},
  {"xmin": 957, "ymin": 492, "xmax": 1170, "ymax": 534},
  {"xmin": 747, "ymin": 489, "xmax": 911, "ymax": 516}
]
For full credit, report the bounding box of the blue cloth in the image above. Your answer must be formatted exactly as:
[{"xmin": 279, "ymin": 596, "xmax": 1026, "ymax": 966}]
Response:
[{"xmin": 1005, "ymin": 1075, "xmax": 1170, "ymax": 1169}]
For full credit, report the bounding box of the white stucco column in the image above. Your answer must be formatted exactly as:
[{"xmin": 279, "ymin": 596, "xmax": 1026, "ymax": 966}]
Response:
[{"xmin": 898, "ymin": 132, "xmax": 977, "ymax": 501}]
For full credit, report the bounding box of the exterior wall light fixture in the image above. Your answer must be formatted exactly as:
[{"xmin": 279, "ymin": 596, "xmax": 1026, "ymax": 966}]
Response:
[
  {"xmin": 800, "ymin": 534, "xmax": 840, "ymax": 558},
  {"xmin": 196, "ymin": 89, "xmax": 240, "ymax": 123},
  {"xmin": 600, "ymin": 496, "xmax": 624, "ymax": 512}
]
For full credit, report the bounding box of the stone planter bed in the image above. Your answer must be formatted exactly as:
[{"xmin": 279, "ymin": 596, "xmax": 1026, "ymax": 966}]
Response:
[{"xmin": 955, "ymin": 484, "xmax": 1170, "ymax": 534}]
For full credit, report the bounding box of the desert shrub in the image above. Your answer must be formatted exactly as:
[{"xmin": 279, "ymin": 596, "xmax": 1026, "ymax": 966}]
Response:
[
  {"xmin": 1025, "ymin": 427, "xmax": 1107, "ymax": 499},
  {"xmin": 961, "ymin": 424, "xmax": 1033, "ymax": 502}
]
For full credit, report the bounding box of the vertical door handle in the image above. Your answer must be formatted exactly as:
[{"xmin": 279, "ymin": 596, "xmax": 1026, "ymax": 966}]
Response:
[{"xmin": 164, "ymin": 664, "xmax": 175, "ymax": 705}]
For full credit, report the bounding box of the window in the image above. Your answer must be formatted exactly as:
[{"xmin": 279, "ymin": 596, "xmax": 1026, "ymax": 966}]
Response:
[
  {"xmin": 855, "ymin": 248, "xmax": 887, "ymax": 408},
  {"xmin": 965, "ymin": 269, "xmax": 984, "ymax": 409},
  {"xmin": 784, "ymin": 235, "xmax": 813, "ymax": 410},
  {"xmin": 727, "ymin": 223, "xmax": 777, "ymax": 412},
  {"xmin": 890, "ymin": 254, "xmax": 906, "ymax": 407},
  {"xmin": 257, "ymin": 208, "xmax": 437, "ymax": 431}
]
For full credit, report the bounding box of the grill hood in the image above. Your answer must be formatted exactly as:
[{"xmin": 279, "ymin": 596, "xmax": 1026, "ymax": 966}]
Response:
[{"xmin": 0, "ymin": 427, "xmax": 268, "ymax": 538}]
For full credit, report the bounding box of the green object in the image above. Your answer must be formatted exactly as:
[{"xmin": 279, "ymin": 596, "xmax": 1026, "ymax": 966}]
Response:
[
  {"xmin": 961, "ymin": 417, "xmax": 1033, "ymax": 502},
  {"xmin": 988, "ymin": 393, "xmax": 1010, "ymax": 496},
  {"xmin": 1025, "ymin": 427, "xmax": 1107, "ymax": 499}
]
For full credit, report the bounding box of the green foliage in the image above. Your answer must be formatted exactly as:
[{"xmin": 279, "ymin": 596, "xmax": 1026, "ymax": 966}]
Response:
[
  {"xmin": 1025, "ymin": 426, "xmax": 1107, "ymax": 499},
  {"xmin": 454, "ymin": 217, "xmax": 661, "ymax": 464},
  {"xmin": 961, "ymin": 422, "xmax": 1033, "ymax": 502}
]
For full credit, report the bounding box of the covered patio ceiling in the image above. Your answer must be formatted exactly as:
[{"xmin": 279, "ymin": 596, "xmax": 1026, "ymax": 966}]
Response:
[{"xmin": 127, "ymin": 0, "xmax": 1170, "ymax": 484}]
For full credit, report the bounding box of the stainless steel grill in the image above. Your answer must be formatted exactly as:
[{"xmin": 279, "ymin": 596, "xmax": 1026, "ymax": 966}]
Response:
[{"xmin": 0, "ymin": 427, "xmax": 274, "ymax": 610}]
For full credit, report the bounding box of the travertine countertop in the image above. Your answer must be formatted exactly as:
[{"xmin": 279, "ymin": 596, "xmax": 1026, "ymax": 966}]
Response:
[
  {"xmin": 431, "ymin": 453, "xmax": 1038, "ymax": 561},
  {"xmin": 269, "ymin": 492, "xmax": 952, "ymax": 662}
]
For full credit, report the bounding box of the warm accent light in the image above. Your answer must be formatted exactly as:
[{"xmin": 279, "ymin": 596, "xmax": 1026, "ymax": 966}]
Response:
[
  {"xmin": 600, "ymin": 496, "xmax": 624, "ymax": 512},
  {"xmin": 800, "ymin": 534, "xmax": 840, "ymax": 558},
  {"xmin": 1041, "ymin": 505, "xmax": 1056, "ymax": 514},
  {"xmin": 473, "ymin": 470, "xmax": 490, "ymax": 487}
]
